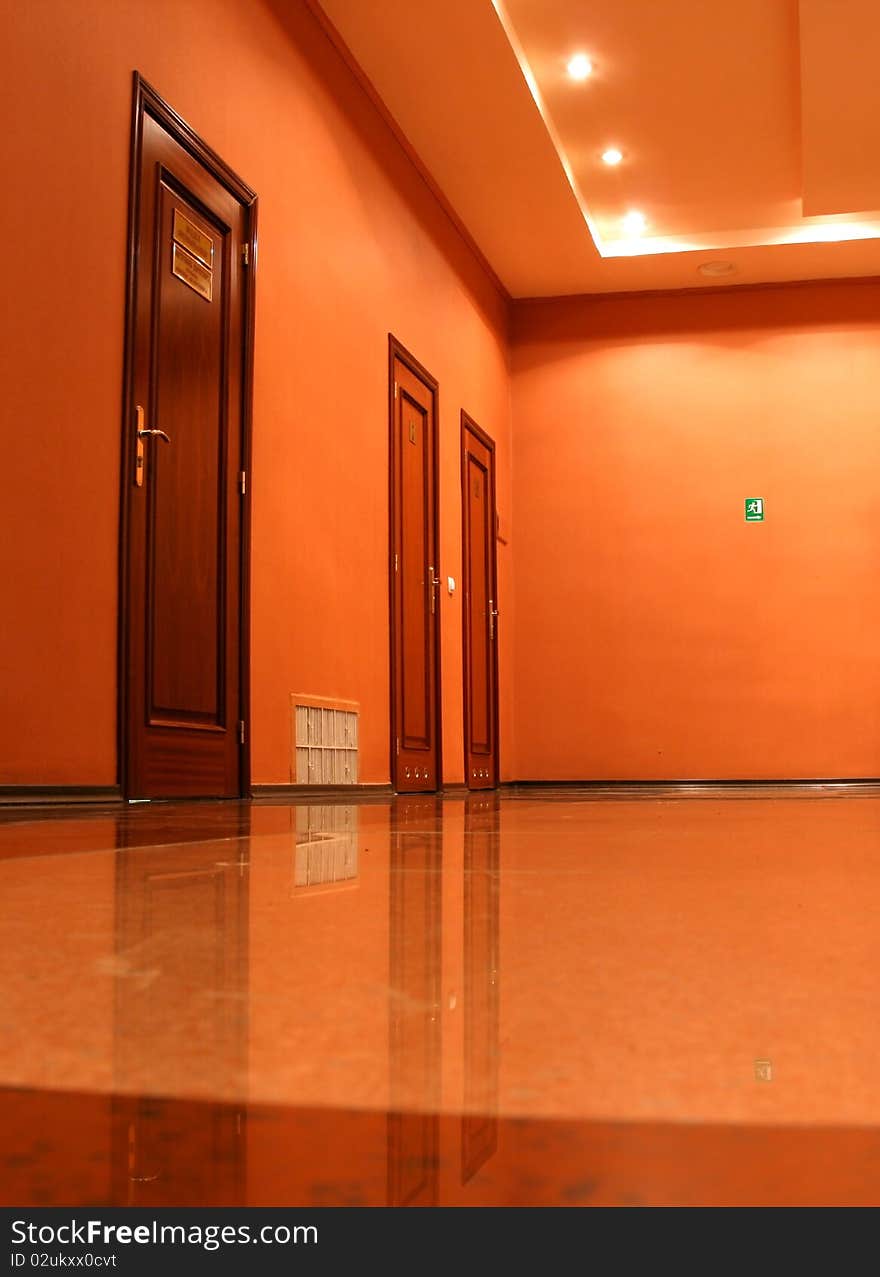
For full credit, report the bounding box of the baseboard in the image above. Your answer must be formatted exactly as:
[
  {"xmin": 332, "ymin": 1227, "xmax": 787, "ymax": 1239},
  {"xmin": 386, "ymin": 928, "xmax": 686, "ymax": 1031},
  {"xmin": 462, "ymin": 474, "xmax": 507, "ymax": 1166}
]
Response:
[
  {"xmin": 8, "ymin": 778, "xmax": 865, "ymax": 810},
  {"xmin": 252, "ymin": 781, "xmax": 487, "ymax": 801},
  {"xmin": 0, "ymin": 785, "xmax": 123, "ymax": 807},
  {"xmin": 251, "ymin": 782, "xmax": 394, "ymax": 801},
  {"xmin": 500, "ymin": 771, "xmax": 878, "ymax": 791},
  {"xmin": 502, "ymin": 778, "xmax": 880, "ymax": 791}
]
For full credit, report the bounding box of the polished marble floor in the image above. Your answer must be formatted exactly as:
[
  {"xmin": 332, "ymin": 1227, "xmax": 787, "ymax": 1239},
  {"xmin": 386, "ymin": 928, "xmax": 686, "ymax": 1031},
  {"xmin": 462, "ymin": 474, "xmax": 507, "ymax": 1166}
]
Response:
[{"xmin": 2, "ymin": 786, "xmax": 880, "ymax": 1206}]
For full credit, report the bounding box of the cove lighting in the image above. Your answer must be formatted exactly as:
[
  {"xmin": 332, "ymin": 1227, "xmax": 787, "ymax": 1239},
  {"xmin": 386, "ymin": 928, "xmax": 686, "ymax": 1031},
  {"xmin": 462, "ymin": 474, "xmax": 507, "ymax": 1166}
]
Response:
[{"xmin": 622, "ymin": 210, "xmax": 646, "ymax": 236}]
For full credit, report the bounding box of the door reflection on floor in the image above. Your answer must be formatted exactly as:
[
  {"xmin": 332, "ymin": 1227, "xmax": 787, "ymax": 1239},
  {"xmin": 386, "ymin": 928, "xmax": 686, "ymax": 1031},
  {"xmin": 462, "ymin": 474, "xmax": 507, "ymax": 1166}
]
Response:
[
  {"xmin": 462, "ymin": 794, "xmax": 500, "ymax": 1183},
  {"xmin": 110, "ymin": 815, "xmax": 250, "ymax": 1205},
  {"xmin": 387, "ymin": 797, "xmax": 442, "ymax": 1206}
]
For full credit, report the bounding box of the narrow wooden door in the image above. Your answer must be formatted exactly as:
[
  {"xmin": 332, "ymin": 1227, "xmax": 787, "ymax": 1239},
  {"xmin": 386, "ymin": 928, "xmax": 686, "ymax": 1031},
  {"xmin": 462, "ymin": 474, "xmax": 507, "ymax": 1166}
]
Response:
[
  {"xmin": 461, "ymin": 415, "xmax": 499, "ymax": 789},
  {"xmin": 121, "ymin": 79, "xmax": 256, "ymax": 798},
  {"xmin": 389, "ymin": 340, "xmax": 441, "ymax": 793}
]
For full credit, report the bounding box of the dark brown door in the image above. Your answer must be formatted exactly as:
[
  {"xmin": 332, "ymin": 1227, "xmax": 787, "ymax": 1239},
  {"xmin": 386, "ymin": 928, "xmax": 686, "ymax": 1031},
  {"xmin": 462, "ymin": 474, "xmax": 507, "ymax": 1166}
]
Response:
[
  {"xmin": 121, "ymin": 79, "xmax": 255, "ymax": 798},
  {"xmin": 461, "ymin": 414, "xmax": 499, "ymax": 789},
  {"xmin": 389, "ymin": 339, "xmax": 441, "ymax": 793}
]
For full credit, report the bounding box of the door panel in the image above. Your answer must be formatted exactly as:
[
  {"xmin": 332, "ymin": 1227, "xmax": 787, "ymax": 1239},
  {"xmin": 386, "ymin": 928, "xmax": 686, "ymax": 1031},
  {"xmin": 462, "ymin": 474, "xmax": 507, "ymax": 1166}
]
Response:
[
  {"xmin": 461, "ymin": 416, "xmax": 499, "ymax": 789},
  {"xmin": 390, "ymin": 342, "xmax": 441, "ymax": 792},
  {"xmin": 466, "ymin": 453, "xmax": 491, "ymax": 751},
  {"xmin": 150, "ymin": 180, "xmax": 226, "ymax": 727},
  {"xmin": 122, "ymin": 83, "xmax": 255, "ymax": 798},
  {"xmin": 400, "ymin": 393, "xmax": 431, "ymax": 750}
]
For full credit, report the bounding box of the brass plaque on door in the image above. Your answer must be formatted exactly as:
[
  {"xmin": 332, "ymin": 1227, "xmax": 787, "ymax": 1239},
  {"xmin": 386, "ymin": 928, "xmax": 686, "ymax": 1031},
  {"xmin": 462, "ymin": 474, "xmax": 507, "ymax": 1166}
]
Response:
[
  {"xmin": 172, "ymin": 208, "xmax": 214, "ymax": 267},
  {"xmin": 172, "ymin": 243, "xmax": 213, "ymax": 301}
]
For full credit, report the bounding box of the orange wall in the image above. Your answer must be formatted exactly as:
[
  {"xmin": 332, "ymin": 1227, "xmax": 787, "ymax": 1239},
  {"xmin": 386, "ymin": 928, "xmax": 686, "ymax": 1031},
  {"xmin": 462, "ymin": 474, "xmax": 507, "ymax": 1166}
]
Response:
[
  {"xmin": 512, "ymin": 282, "xmax": 880, "ymax": 780},
  {"xmin": 0, "ymin": 0, "xmax": 513, "ymax": 787},
  {"xmin": 7, "ymin": 0, "xmax": 880, "ymax": 790}
]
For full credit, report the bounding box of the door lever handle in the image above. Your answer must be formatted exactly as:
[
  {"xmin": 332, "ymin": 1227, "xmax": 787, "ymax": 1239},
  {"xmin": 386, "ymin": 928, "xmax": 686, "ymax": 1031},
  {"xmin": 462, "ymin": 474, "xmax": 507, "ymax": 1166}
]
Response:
[
  {"xmin": 134, "ymin": 406, "xmax": 170, "ymax": 487},
  {"xmin": 489, "ymin": 599, "xmax": 499, "ymax": 641},
  {"xmin": 428, "ymin": 566, "xmax": 441, "ymax": 614}
]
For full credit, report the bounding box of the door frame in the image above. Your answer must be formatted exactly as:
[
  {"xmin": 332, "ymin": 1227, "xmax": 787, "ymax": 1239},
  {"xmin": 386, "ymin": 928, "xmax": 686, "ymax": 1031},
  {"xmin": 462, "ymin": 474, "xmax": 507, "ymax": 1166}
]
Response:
[
  {"xmin": 387, "ymin": 335, "xmax": 443, "ymax": 791},
  {"xmin": 118, "ymin": 73, "xmax": 258, "ymax": 798},
  {"xmin": 460, "ymin": 411, "xmax": 500, "ymax": 788}
]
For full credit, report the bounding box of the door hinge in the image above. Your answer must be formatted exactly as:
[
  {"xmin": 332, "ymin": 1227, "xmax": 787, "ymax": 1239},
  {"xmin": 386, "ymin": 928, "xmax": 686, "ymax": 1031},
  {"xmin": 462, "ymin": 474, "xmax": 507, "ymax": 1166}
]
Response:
[
  {"xmin": 238, "ymin": 720, "xmax": 245, "ymax": 745},
  {"xmin": 393, "ymin": 380, "xmax": 398, "ymax": 400},
  {"xmin": 239, "ymin": 470, "xmax": 247, "ymax": 496},
  {"xmin": 396, "ymin": 737, "xmax": 400, "ymax": 756},
  {"xmin": 393, "ymin": 552, "xmax": 399, "ymax": 572},
  {"xmin": 241, "ymin": 243, "xmax": 250, "ymax": 266}
]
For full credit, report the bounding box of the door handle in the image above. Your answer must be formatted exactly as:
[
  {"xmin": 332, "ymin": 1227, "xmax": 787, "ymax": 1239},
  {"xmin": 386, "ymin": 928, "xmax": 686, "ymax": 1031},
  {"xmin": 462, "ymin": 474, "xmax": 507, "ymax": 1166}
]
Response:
[
  {"xmin": 429, "ymin": 566, "xmax": 441, "ymax": 614},
  {"xmin": 134, "ymin": 406, "xmax": 170, "ymax": 487}
]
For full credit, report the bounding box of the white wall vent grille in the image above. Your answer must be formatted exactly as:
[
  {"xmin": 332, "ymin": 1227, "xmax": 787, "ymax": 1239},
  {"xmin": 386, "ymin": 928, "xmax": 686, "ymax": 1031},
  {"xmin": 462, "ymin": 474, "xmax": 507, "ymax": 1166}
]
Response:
[{"xmin": 291, "ymin": 694, "xmax": 359, "ymax": 785}]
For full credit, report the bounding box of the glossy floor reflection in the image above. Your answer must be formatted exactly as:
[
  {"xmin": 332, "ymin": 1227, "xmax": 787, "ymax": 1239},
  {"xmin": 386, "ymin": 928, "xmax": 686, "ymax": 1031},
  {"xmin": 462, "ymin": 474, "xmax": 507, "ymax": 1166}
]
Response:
[{"xmin": 2, "ymin": 788, "xmax": 880, "ymax": 1206}]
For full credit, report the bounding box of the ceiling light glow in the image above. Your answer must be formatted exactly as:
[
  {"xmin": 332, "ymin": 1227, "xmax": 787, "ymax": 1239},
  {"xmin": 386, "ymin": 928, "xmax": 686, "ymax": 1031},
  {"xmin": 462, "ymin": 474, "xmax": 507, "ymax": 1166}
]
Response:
[
  {"xmin": 567, "ymin": 53, "xmax": 593, "ymax": 80},
  {"xmin": 602, "ymin": 148, "xmax": 623, "ymax": 166},
  {"xmin": 622, "ymin": 210, "xmax": 646, "ymax": 236}
]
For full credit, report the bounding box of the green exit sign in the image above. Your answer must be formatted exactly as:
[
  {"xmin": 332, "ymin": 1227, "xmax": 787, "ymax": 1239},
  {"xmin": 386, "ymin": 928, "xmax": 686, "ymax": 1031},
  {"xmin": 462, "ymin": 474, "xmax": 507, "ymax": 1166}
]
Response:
[{"xmin": 745, "ymin": 498, "xmax": 764, "ymax": 522}]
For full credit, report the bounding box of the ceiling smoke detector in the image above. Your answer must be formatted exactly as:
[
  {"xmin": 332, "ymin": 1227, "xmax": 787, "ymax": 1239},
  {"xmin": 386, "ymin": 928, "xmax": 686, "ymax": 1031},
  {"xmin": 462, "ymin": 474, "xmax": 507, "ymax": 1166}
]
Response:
[{"xmin": 698, "ymin": 260, "xmax": 737, "ymax": 278}]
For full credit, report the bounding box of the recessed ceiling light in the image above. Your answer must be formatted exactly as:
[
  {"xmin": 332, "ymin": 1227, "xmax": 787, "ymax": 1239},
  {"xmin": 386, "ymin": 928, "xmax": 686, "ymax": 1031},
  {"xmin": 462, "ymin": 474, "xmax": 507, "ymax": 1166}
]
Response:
[
  {"xmin": 621, "ymin": 210, "xmax": 646, "ymax": 236},
  {"xmin": 698, "ymin": 260, "xmax": 737, "ymax": 277},
  {"xmin": 567, "ymin": 53, "xmax": 593, "ymax": 80},
  {"xmin": 602, "ymin": 148, "xmax": 623, "ymax": 166}
]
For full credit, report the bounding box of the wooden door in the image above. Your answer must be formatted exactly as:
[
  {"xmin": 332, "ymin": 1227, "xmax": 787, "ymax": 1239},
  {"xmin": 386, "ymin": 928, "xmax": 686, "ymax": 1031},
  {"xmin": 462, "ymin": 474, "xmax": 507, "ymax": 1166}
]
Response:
[
  {"xmin": 120, "ymin": 78, "xmax": 256, "ymax": 798},
  {"xmin": 389, "ymin": 339, "xmax": 441, "ymax": 793},
  {"xmin": 461, "ymin": 415, "xmax": 499, "ymax": 789}
]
